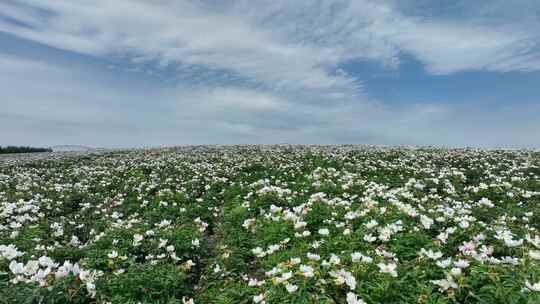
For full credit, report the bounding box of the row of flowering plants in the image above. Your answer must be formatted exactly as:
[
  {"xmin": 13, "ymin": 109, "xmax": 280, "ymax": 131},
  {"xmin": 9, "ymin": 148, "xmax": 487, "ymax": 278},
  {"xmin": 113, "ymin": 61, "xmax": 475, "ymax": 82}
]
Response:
[{"xmin": 1, "ymin": 146, "xmax": 539, "ymax": 303}]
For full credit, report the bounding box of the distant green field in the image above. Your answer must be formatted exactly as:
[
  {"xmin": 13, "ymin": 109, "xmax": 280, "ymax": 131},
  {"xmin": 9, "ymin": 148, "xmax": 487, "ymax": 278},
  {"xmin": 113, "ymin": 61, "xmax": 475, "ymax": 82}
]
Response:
[
  {"xmin": 0, "ymin": 146, "xmax": 52, "ymax": 154},
  {"xmin": 1, "ymin": 146, "xmax": 539, "ymax": 303}
]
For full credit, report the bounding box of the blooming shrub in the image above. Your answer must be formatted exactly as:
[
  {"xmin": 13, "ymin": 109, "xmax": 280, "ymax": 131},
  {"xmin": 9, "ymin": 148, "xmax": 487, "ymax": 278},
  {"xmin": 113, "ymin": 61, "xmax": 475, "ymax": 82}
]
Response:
[{"xmin": 0, "ymin": 146, "xmax": 539, "ymax": 303}]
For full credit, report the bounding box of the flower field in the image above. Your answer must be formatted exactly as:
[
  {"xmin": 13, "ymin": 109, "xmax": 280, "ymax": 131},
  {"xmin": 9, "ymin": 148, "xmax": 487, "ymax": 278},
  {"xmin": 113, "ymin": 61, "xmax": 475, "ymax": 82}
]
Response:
[{"xmin": 1, "ymin": 146, "xmax": 539, "ymax": 303}]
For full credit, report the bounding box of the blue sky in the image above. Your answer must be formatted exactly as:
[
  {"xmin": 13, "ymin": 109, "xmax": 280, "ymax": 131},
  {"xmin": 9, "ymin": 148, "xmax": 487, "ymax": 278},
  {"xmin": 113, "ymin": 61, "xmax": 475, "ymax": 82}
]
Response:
[{"xmin": 1, "ymin": 0, "xmax": 540, "ymax": 148}]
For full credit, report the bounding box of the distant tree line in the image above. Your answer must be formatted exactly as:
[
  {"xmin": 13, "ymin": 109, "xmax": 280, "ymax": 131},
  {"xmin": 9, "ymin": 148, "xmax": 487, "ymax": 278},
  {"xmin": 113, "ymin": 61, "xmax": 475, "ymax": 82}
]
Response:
[{"xmin": 0, "ymin": 146, "xmax": 52, "ymax": 154}]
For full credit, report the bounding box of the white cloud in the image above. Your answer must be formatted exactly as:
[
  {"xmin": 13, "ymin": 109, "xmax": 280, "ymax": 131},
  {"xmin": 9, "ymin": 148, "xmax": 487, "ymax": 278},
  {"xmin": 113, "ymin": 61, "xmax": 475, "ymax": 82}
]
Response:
[
  {"xmin": 199, "ymin": 88, "xmax": 285, "ymax": 112},
  {"xmin": 1, "ymin": 0, "xmax": 539, "ymax": 85},
  {"xmin": 0, "ymin": 0, "xmax": 360, "ymax": 95},
  {"xmin": 2, "ymin": 0, "xmax": 539, "ymax": 86},
  {"xmin": 383, "ymin": 19, "xmax": 540, "ymax": 74}
]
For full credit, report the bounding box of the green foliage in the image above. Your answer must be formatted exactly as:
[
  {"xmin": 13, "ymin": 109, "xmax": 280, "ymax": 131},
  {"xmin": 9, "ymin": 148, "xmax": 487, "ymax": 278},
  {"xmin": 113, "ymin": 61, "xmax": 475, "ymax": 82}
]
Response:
[{"xmin": 0, "ymin": 146, "xmax": 52, "ymax": 154}]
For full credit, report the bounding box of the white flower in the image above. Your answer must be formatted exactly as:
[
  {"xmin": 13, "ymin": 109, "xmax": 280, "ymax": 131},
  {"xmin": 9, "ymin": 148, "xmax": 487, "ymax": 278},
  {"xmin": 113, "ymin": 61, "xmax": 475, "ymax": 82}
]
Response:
[
  {"xmin": 51, "ymin": 222, "xmax": 64, "ymax": 237},
  {"xmin": 86, "ymin": 282, "xmax": 96, "ymax": 297},
  {"xmin": 450, "ymin": 267, "xmax": 462, "ymax": 277},
  {"xmin": 158, "ymin": 238, "xmax": 168, "ymax": 248},
  {"xmin": 500, "ymin": 256, "xmax": 519, "ymax": 265},
  {"xmin": 351, "ymin": 252, "xmax": 372, "ymax": 263},
  {"xmin": 420, "ymin": 215, "xmax": 434, "ymax": 229},
  {"xmin": 252, "ymin": 247, "xmax": 266, "ymax": 257},
  {"xmin": 299, "ymin": 265, "xmax": 314, "ymax": 277},
  {"xmin": 276, "ymin": 271, "xmax": 293, "ymax": 284},
  {"xmin": 525, "ymin": 280, "xmax": 540, "ymax": 292},
  {"xmin": 307, "ymin": 252, "xmax": 320, "ymax": 261},
  {"xmin": 157, "ymin": 219, "xmax": 171, "ymax": 228},
  {"xmin": 0, "ymin": 244, "xmax": 24, "ymax": 260},
  {"xmin": 431, "ymin": 275, "xmax": 458, "ymax": 292},
  {"xmin": 459, "ymin": 220, "xmax": 470, "ymax": 229},
  {"xmin": 9, "ymin": 260, "xmax": 24, "ymax": 275},
  {"xmin": 108, "ymin": 250, "xmax": 119, "ymax": 259},
  {"xmin": 60, "ymin": 261, "xmax": 80, "ymax": 276},
  {"xmin": 191, "ymin": 239, "xmax": 200, "ymax": 248},
  {"xmin": 377, "ymin": 262, "xmax": 398, "ymax": 277},
  {"xmin": 78, "ymin": 269, "xmax": 103, "ymax": 298},
  {"xmin": 330, "ymin": 269, "xmax": 356, "ymax": 290},
  {"xmin": 363, "ymin": 234, "xmax": 376, "ymax": 243},
  {"xmin": 242, "ymin": 219, "xmax": 255, "ymax": 229},
  {"xmin": 365, "ymin": 220, "xmax": 378, "ymax": 229},
  {"xmin": 504, "ymin": 238, "xmax": 523, "ymax": 247},
  {"xmin": 329, "ymin": 254, "xmax": 341, "ymax": 265},
  {"xmin": 248, "ymin": 278, "xmax": 265, "ymax": 286},
  {"xmin": 361, "ymin": 255, "xmax": 373, "ymax": 263},
  {"xmin": 290, "ymin": 257, "xmax": 301, "ymax": 265},
  {"xmin": 133, "ymin": 234, "xmax": 144, "ymax": 246},
  {"xmin": 70, "ymin": 235, "xmax": 80, "ymax": 246},
  {"xmin": 346, "ymin": 292, "xmax": 366, "ymax": 304},
  {"xmin": 419, "ymin": 248, "xmax": 443, "ymax": 260},
  {"xmin": 526, "ymin": 234, "xmax": 540, "ymax": 248},
  {"xmin": 23, "ymin": 260, "xmax": 40, "ymax": 275},
  {"xmin": 182, "ymin": 297, "xmax": 195, "ymax": 304},
  {"xmin": 38, "ymin": 256, "xmax": 57, "ymax": 268},
  {"xmin": 185, "ymin": 259, "xmax": 196, "ymax": 269},
  {"xmin": 351, "ymin": 252, "xmax": 363, "ymax": 263},
  {"xmin": 267, "ymin": 244, "xmax": 280, "ymax": 254},
  {"xmin": 454, "ymin": 259, "xmax": 469, "ymax": 268},
  {"xmin": 56, "ymin": 266, "xmax": 70, "ymax": 279},
  {"xmin": 253, "ymin": 293, "xmax": 265, "ymax": 303},
  {"xmin": 459, "ymin": 241, "xmax": 476, "ymax": 253},
  {"xmin": 285, "ymin": 283, "xmax": 298, "ymax": 293},
  {"xmin": 294, "ymin": 221, "xmax": 307, "ymax": 230},
  {"xmin": 478, "ymin": 197, "xmax": 494, "ymax": 208},
  {"xmin": 436, "ymin": 258, "xmax": 452, "ymax": 269},
  {"xmin": 529, "ymin": 250, "xmax": 540, "ymax": 260},
  {"xmin": 318, "ymin": 228, "xmax": 330, "ymax": 236}
]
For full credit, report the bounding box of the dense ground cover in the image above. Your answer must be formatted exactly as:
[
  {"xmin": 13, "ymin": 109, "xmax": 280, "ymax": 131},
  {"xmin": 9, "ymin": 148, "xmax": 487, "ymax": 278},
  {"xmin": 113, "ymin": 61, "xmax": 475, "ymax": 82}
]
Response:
[{"xmin": 0, "ymin": 145, "xmax": 539, "ymax": 303}]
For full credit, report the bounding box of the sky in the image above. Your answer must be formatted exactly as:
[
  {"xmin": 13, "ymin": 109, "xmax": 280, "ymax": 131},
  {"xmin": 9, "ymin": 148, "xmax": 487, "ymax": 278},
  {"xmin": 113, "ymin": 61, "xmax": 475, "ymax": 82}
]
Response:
[{"xmin": 1, "ymin": 0, "xmax": 540, "ymax": 148}]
